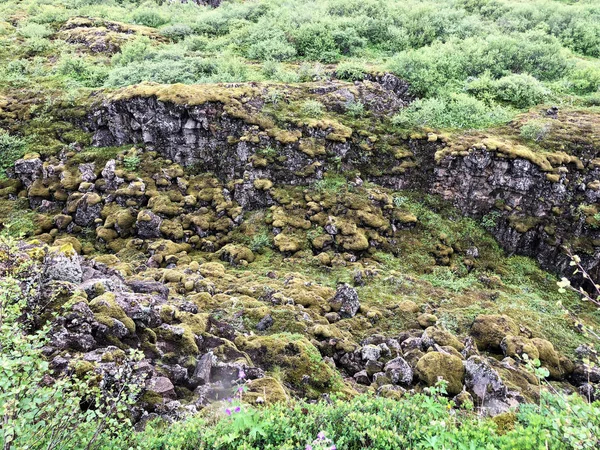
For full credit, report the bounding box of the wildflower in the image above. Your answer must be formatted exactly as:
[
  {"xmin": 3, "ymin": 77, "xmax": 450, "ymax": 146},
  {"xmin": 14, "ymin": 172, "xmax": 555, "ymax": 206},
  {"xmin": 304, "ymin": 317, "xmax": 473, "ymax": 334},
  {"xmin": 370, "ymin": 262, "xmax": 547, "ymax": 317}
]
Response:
[
  {"xmin": 234, "ymin": 406, "xmax": 241, "ymax": 413},
  {"xmin": 317, "ymin": 431, "xmax": 326, "ymax": 440},
  {"xmin": 305, "ymin": 446, "xmax": 313, "ymax": 450},
  {"xmin": 225, "ymin": 408, "xmax": 232, "ymax": 416},
  {"xmin": 330, "ymin": 446, "xmax": 336, "ymax": 450},
  {"xmin": 238, "ymin": 369, "xmax": 246, "ymax": 379}
]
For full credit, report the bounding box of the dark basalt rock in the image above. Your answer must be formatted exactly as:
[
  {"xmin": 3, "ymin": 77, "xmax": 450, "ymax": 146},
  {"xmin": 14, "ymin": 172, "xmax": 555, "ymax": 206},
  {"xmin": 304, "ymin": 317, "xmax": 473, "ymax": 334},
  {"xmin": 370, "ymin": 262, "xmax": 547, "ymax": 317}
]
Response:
[{"xmin": 330, "ymin": 283, "xmax": 360, "ymax": 318}]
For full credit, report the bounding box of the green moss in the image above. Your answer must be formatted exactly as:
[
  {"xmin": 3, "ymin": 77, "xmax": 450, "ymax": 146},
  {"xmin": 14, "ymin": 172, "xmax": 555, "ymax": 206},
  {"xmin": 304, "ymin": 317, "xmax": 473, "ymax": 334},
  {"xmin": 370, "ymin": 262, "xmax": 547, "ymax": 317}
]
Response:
[
  {"xmin": 236, "ymin": 333, "xmax": 343, "ymax": 399},
  {"xmin": 89, "ymin": 292, "xmax": 135, "ymax": 334},
  {"xmin": 415, "ymin": 352, "xmax": 465, "ymax": 395}
]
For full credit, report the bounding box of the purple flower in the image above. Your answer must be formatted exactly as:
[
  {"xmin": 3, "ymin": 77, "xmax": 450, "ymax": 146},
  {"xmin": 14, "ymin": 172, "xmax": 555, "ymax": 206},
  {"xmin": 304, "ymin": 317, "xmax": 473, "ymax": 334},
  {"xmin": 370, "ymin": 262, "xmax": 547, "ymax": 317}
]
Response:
[
  {"xmin": 305, "ymin": 446, "xmax": 313, "ymax": 450},
  {"xmin": 238, "ymin": 386, "xmax": 244, "ymax": 393},
  {"xmin": 317, "ymin": 431, "xmax": 326, "ymax": 440},
  {"xmin": 330, "ymin": 446, "xmax": 336, "ymax": 450},
  {"xmin": 225, "ymin": 408, "xmax": 232, "ymax": 416},
  {"xmin": 238, "ymin": 369, "xmax": 246, "ymax": 379},
  {"xmin": 234, "ymin": 406, "xmax": 241, "ymax": 413}
]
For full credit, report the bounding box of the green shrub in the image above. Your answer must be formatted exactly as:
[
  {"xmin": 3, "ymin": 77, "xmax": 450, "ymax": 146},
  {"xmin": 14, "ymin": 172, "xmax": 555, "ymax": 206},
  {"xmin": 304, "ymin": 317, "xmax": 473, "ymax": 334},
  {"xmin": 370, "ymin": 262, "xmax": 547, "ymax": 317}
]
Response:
[
  {"xmin": 570, "ymin": 65, "xmax": 600, "ymax": 95},
  {"xmin": 292, "ymin": 23, "xmax": 340, "ymax": 63},
  {"xmin": 132, "ymin": 9, "xmax": 168, "ymax": 28},
  {"xmin": 392, "ymin": 93, "xmax": 512, "ymax": 130},
  {"xmin": 520, "ymin": 119, "xmax": 553, "ymax": 142},
  {"xmin": 345, "ymin": 100, "xmax": 365, "ymax": 117},
  {"xmin": 335, "ymin": 61, "xmax": 366, "ymax": 81},
  {"xmin": 0, "ymin": 131, "xmax": 26, "ymax": 178},
  {"xmin": 244, "ymin": 27, "xmax": 297, "ymax": 61},
  {"xmin": 130, "ymin": 387, "xmax": 600, "ymax": 450},
  {"xmin": 184, "ymin": 35, "xmax": 210, "ymax": 52},
  {"xmin": 297, "ymin": 62, "xmax": 328, "ymax": 82},
  {"xmin": 111, "ymin": 36, "xmax": 156, "ymax": 67},
  {"xmin": 467, "ymin": 73, "xmax": 550, "ymax": 108},
  {"xmin": 56, "ymin": 55, "xmax": 108, "ymax": 87},
  {"xmin": 300, "ymin": 99, "xmax": 324, "ymax": 118},
  {"xmin": 123, "ymin": 154, "xmax": 140, "ymax": 172},
  {"xmin": 249, "ymin": 231, "xmax": 272, "ymax": 252},
  {"xmin": 16, "ymin": 22, "xmax": 51, "ymax": 39},
  {"xmin": 160, "ymin": 24, "xmax": 194, "ymax": 42}
]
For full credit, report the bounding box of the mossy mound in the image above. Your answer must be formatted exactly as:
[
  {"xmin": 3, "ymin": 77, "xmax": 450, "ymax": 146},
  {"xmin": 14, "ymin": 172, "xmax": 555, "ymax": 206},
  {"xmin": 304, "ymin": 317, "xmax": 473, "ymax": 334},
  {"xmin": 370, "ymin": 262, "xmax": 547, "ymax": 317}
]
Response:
[
  {"xmin": 415, "ymin": 352, "xmax": 465, "ymax": 395},
  {"xmin": 236, "ymin": 333, "xmax": 343, "ymax": 399}
]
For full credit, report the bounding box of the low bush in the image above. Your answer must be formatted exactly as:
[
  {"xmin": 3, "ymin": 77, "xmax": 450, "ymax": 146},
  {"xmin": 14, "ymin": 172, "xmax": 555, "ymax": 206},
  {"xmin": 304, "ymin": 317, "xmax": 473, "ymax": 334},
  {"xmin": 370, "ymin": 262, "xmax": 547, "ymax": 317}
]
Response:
[
  {"xmin": 132, "ymin": 9, "xmax": 169, "ymax": 28},
  {"xmin": 335, "ymin": 61, "xmax": 366, "ymax": 81},
  {"xmin": 467, "ymin": 73, "xmax": 550, "ymax": 109},
  {"xmin": 16, "ymin": 22, "xmax": 52, "ymax": 39},
  {"xmin": 392, "ymin": 93, "xmax": 512, "ymax": 129},
  {"xmin": 300, "ymin": 100, "xmax": 325, "ymax": 118},
  {"xmin": 127, "ymin": 386, "xmax": 600, "ymax": 450},
  {"xmin": 520, "ymin": 119, "xmax": 553, "ymax": 142},
  {"xmin": 160, "ymin": 24, "xmax": 194, "ymax": 42},
  {"xmin": 0, "ymin": 131, "xmax": 26, "ymax": 178}
]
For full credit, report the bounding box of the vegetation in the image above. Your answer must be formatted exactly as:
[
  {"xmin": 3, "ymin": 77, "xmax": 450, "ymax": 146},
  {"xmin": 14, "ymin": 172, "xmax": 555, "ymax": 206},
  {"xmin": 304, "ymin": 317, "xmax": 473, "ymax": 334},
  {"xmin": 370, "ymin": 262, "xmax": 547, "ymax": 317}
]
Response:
[
  {"xmin": 0, "ymin": 237, "xmax": 144, "ymax": 450},
  {"xmin": 2, "ymin": 0, "xmax": 600, "ymax": 448},
  {"xmin": 0, "ymin": 0, "xmax": 599, "ymax": 130}
]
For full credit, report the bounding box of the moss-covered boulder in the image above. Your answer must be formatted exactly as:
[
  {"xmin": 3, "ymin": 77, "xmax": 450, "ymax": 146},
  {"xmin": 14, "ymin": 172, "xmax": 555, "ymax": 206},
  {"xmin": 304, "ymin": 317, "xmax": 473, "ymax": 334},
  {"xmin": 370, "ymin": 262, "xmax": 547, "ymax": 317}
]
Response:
[
  {"xmin": 217, "ymin": 244, "xmax": 255, "ymax": 265},
  {"xmin": 242, "ymin": 377, "xmax": 288, "ymax": 405},
  {"xmin": 531, "ymin": 338, "xmax": 567, "ymax": 379},
  {"xmin": 236, "ymin": 333, "xmax": 342, "ymax": 399},
  {"xmin": 470, "ymin": 315, "xmax": 519, "ymax": 352},
  {"xmin": 415, "ymin": 351, "xmax": 465, "ymax": 395},
  {"xmin": 89, "ymin": 292, "xmax": 135, "ymax": 336},
  {"xmin": 500, "ymin": 336, "xmax": 539, "ymax": 361},
  {"xmin": 421, "ymin": 327, "xmax": 465, "ymax": 352}
]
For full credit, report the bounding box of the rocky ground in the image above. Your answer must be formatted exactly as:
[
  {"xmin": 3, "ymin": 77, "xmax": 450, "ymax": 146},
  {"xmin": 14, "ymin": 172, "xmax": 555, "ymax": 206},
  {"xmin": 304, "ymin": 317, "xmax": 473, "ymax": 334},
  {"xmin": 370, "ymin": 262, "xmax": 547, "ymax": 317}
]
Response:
[{"xmin": 2, "ymin": 73, "xmax": 600, "ymax": 425}]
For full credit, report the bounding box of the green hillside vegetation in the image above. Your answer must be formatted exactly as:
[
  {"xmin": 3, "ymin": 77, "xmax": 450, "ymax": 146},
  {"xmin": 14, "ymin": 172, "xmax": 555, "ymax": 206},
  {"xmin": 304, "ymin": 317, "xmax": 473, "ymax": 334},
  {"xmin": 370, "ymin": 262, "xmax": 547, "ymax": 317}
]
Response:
[{"xmin": 1, "ymin": 0, "xmax": 600, "ymax": 449}]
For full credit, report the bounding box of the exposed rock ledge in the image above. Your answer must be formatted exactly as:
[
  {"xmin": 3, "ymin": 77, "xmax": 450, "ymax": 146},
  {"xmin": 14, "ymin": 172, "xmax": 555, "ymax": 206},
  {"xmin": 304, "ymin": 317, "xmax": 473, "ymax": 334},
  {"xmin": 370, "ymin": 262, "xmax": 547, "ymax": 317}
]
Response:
[{"xmin": 83, "ymin": 81, "xmax": 600, "ymax": 282}]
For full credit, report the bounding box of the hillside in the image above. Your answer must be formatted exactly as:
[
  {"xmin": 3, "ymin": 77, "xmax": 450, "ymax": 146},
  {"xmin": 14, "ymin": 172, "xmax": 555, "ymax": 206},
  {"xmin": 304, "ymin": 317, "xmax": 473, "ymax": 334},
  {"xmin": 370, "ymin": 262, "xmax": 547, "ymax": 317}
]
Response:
[{"xmin": 1, "ymin": 0, "xmax": 600, "ymax": 449}]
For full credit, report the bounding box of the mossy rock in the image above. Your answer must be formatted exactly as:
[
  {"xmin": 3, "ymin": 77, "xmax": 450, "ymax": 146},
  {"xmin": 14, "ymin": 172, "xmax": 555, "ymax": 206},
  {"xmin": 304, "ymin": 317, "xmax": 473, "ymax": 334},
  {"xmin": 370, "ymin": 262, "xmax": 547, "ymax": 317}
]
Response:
[
  {"xmin": 531, "ymin": 338, "xmax": 565, "ymax": 379},
  {"xmin": 53, "ymin": 236, "xmax": 82, "ymax": 254},
  {"xmin": 89, "ymin": 292, "xmax": 135, "ymax": 334},
  {"xmin": 415, "ymin": 351, "xmax": 465, "ymax": 395},
  {"xmin": 242, "ymin": 377, "xmax": 288, "ymax": 405},
  {"xmin": 274, "ymin": 233, "xmax": 303, "ymax": 253},
  {"xmin": 470, "ymin": 315, "xmax": 519, "ymax": 352},
  {"xmin": 236, "ymin": 333, "xmax": 342, "ymax": 399},
  {"xmin": 199, "ymin": 262, "xmax": 226, "ymax": 278},
  {"xmin": 217, "ymin": 244, "xmax": 255, "ymax": 265},
  {"xmin": 422, "ymin": 327, "xmax": 464, "ymax": 352},
  {"xmin": 500, "ymin": 336, "xmax": 539, "ymax": 361},
  {"xmin": 156, "ymin": 323, "xmax": 199, "ymax": 356}
]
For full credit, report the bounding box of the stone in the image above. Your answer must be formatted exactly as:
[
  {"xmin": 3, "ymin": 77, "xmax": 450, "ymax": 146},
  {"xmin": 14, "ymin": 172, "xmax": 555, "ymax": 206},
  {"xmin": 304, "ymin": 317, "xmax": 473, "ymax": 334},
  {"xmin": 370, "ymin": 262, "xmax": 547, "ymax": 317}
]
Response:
[
  {"xmin": 361, "ymin": 344, "xmax": 381, "ymax": 362},
  {"xmin": 464, "ymin": 356, "xmax": 508, "ymax": 403},
  {"xmin": 417, "ymin": 313, "xmax": 438, "ymax": 328},
  {"xmin": 44, "ymin": 246, "xmax": 83, "ymax": 284},
  {"xmin": 470, "ymin": 315, "xmax": 519, "ymax": 352},
  {"xmin": 421, "ymin": 327, "xmax": 464, "ymax": 352},
  {"xmin": 136, "ymin": 210, "xmax": 163, "ymax": 239},
  {"xmin": 415, "ymin": 351, "xmax": 465, "ymax": 395},
  {"xmin": 329, "ymin": 283, "xmax": 360, "ymax": 318},
  {"xmin": 383, "ymin": 357, "xmax": 413, "ymax": 385},
  {"xmin": 353, "ymin": 370, "xmax": 370, "ymax": 385},
  {"xmin": 145, "ymin": 376, "xmax": 176, "ymax": 400},
  {"xmin": 189, "ymin": 352, "xmax": 215, "ymax": 388},
  {"xmin": 256, "ymin": 314, "xmax": 274, "ymax": 331}
]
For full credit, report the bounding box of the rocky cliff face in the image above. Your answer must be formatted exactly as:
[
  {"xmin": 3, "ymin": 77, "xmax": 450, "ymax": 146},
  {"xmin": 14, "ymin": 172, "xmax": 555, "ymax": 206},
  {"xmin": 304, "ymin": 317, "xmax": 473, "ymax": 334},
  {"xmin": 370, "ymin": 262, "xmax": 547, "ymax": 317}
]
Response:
[{"xmin": 84, "ymin": 80, "xmax": 600, "ymax": 283}]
